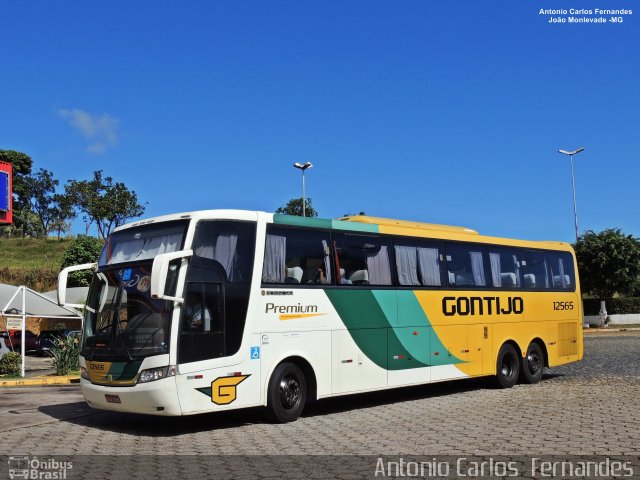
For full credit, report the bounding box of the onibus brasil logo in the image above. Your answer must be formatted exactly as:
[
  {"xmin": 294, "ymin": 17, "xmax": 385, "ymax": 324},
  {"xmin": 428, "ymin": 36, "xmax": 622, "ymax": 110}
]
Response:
[{"xmin": 7, "ymin": 456, "xmax": 73, "ymax": 479}]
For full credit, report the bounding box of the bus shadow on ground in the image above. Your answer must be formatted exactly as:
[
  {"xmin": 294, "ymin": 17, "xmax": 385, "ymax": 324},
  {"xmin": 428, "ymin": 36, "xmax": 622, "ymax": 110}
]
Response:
[
  {"xmin": 304, "ymin": 377, "xmax": 492, "ymax": 418},
  {"xmin": 35, "ymin": 375, "xmax": 551, "ymax": 437}
]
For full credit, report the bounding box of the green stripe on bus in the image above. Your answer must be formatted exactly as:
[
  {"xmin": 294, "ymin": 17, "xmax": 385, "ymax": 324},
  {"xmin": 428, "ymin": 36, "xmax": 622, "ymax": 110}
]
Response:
[
  {"xmin": 393, "ymin": 291, "xmax": 463, "ymax": 366},
  {"xmin": 272, "ymin": 214, "xmax": 333, "ymax": 229},
  {"xmin": 108, "ymin": 361, "xmax": 143, "ymax": 380},
  {"xmin": 325, "ymin": 290, "xmax": 462, "ymax": 370},
  {"xmin": 331, "ymin": 220, "xmax": 379, "ymax": 233},
  {"xmin": 272, "ymin": 214, "xmax": 379, "ymax": 233}
]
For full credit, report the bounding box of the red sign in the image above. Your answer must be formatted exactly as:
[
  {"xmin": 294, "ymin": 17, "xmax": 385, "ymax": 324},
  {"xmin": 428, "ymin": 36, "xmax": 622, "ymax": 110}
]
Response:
[{"xmin": 0, "ymin": 161, "xmax": 12, "ymax": 225}]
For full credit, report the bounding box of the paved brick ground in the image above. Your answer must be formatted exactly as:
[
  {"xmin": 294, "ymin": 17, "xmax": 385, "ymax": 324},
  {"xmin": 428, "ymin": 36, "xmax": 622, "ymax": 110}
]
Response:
[{"xmin": 1, "ymin": 333, "xmax": 639, "ymax": 458}]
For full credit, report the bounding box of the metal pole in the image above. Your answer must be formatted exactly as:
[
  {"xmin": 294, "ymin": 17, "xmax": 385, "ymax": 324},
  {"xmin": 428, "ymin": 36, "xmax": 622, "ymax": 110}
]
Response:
[
  {"xmin": 21, "ymin": 286, "xmax": 26, "ymax": 378},
  {"xmin": 302, "ymin": 169, "xmax": 306, "ymax": 217},
  {"xmin": 570, "ymin": 154, "xmax": 579, "ymax": 242}
]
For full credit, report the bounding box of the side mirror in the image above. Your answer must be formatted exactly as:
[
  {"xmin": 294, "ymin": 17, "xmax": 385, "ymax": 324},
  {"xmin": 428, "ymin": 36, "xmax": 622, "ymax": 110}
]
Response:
[
  {"xmin": 58, "ymin": 263, "xmax": 97, "ymax": 308},
  {"xmin": 150, "ymin": 250, "xmax": 193, "ymax": 302}
]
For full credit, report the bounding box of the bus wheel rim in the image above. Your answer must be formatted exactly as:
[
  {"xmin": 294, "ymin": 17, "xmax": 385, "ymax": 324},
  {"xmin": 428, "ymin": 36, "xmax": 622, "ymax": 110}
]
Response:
[
  {"xmin": 279, "ymin": 375, "xmax": 301, "ymax": 410},
  {"xmin": 527, "ymin": 351, "xmax": 541, "ymax": 373}
]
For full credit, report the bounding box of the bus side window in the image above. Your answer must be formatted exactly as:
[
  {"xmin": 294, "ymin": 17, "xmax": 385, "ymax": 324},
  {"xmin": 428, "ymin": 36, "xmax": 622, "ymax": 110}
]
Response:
[
  {"xmin": 182, "ymin": 284, "xmax": 223, "ymax": 333},
  {"xmin": 178, "ymin": 252, "xmax": 228, "ymax": 364},
  {"xmin": 444, "ymin": 242, "xmax": 487, "ymax": 288},
  {"xmin": 547, "ymin": 252, "xmax": 575, "ymax": 290},
  {"xmin": 333, "ymin": 234, "xmax": 393, "ymax": 286},
  {"xmin": 487, "ymin": 247, "xmax": 521, "ymax": 289},
  {"xmin": 262, "ymin": 227, "xmax": 333, "ymax": 285},
  {"xmin": 190, "ymin": 220, "xmax": 256, "ymax": 360},
  {"xmin": 394, "ymin": 240, "xmax": 443, "ymax": 287},
  {"xmin": 179, "ymin": 281, "xmax": 225, "ymax": 363},
  {"xmin": 520, "ymin": 250, "xmax": 549, "ymax": 290}
]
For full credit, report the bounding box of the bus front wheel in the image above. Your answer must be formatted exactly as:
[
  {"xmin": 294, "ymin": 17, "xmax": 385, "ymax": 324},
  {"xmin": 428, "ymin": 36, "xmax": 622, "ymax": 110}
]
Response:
[
  {"xmin": 495, "ymin": 343, "xmax": 520, "ymax": 388},
  {"xmin": 520, "ymin": 342, "xmax": 544, "ymax": 384},
  {"xmin": 266, "ymin": 362, "xmax": 307, "ymax": 423}
]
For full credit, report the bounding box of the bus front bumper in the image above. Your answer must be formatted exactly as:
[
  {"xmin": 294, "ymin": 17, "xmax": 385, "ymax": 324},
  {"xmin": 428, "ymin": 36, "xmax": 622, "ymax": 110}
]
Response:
[{"xmin": 80, "ymin": 377, "xmax": 183, "ymax": 416}]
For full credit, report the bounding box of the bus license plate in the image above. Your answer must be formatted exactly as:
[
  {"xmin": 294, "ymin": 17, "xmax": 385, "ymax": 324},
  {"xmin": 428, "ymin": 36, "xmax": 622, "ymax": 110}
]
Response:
[{"xmin": 105, "ymin": 394, "xmax": 121, "ymax": 404}]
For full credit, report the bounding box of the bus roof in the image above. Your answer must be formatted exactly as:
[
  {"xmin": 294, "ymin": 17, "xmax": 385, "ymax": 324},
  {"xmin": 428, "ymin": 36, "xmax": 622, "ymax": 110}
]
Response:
[
  {"xmin": 115, "ymin": 210, "xmax": 573, "ymax": 252},
  {"xmin": 338, "ymin": 215, "xmax": 479, "ymax": 235}
]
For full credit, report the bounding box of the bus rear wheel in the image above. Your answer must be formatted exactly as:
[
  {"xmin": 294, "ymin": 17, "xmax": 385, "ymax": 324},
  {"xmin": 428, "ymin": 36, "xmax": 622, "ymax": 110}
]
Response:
[
  {"xmin": 495, "ymin": 343, "xmax": 520, "ymax": 388},
  {"xmin": 266, "ymin": 362, "xmax": 307, "ymax": 423},
  {"xmin": 520, "ymin": 342, "xmax": 544, "ymax": 384}
]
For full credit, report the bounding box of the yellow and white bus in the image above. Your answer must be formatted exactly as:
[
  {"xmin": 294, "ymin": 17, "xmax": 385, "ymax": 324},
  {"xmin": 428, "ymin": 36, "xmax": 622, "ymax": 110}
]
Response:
[{"xmin": 58, "ymin": 210, "xmax": 583, "ymax": 422}]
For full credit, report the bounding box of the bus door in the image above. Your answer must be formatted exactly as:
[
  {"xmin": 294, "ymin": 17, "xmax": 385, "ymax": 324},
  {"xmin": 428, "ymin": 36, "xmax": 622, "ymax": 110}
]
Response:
[
  {"xmin": 175, "ymin": 256, "xmax": 228, "ymax": 411},
  {"xmin": 178, "ymin": 256, "xmax": 227, "ymax": 365},
  {"xmin": 175, "ymin": 255, "xmax": 260, "ymax": 412}
]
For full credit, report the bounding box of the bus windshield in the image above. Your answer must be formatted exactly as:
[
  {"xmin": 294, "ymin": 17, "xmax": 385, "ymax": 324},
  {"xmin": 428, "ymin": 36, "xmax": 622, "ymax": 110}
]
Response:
[
  {"xmin": 98, "ymin": 220, "xmax": 187, "ymax": 266},
  {"xmin": 82, "ymin": 263, "xmax": 177, "ymax": 360},
  {"xmin": 83, "ymin": 221, "xmax": 187, "ymax": 360}
]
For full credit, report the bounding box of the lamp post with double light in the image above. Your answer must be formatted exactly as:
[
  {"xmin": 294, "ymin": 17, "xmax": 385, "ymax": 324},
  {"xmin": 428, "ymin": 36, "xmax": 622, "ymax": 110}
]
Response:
[
  {"xmin": 293, "ymin": 162, "xmax": 313, "ymax": 217},
  {"xmin": 558, "ymin": 147, "xmax": 584, "ymax": 243}
]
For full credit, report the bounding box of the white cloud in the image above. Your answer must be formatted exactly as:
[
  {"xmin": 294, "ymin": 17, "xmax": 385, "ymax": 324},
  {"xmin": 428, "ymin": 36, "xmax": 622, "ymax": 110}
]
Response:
[
  {"xmin": 58, "ymin": 108, "xmax": 119, "ymax": 154},
  {"xmin": 86, "ymin": 143, "xmax": 107, "ymax": 154}
]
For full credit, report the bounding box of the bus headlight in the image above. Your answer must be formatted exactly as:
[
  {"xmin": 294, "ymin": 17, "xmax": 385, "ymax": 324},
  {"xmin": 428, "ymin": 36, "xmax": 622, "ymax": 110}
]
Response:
[
  {"xmin": 80, "ymin": 367, "xmax": 90, "ymax": 381},
  {"xmin": 137, "ymin": 366, "xmax": 177, "ymax": 384}
]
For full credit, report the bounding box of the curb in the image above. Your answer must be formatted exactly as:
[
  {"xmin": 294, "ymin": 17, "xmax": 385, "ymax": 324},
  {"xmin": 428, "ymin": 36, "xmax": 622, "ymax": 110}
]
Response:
[
  {"xmin": 0, "ymin": 375, "xmax": 80, "ymax": 387},
  {"xmin": 583, "ymin": 327, "xmax": 640, "ymax": 335}
]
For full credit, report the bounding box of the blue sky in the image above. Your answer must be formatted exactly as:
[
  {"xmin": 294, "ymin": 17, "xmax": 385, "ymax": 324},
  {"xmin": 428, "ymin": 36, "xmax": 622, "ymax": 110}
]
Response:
[{"xmin": 1, "ymin": 1, "xmax": 638, "ymax": 243}]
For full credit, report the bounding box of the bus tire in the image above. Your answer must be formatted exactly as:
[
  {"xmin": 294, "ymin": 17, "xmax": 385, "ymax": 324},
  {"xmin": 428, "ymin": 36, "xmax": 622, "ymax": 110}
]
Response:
[
  {"xmin": 521, "ymin": 342, "xmax": 544, "ymax": 384},
  {"xmin": 266, "ymin": 362, "xmax": 307, "ymax": 423},
  {"xmin": 495, "ymin": 343, "xmax": 520, "ymax": 388}
]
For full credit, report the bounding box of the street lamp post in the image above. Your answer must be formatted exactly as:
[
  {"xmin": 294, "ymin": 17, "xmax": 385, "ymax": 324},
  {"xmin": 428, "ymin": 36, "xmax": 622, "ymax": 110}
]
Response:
[
  {"xmin": 293, "ymin": 162, "xmax": 313, "ymax": 217},
  {"xmin": 558, "ymin": 147, "xmax": 584, "ymax": 243}
]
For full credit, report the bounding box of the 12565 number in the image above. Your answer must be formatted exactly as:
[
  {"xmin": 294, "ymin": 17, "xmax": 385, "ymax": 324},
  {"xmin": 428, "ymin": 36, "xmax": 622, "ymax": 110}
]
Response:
[{"xmin": 553, "ymin": 301, "xmax": 574, "ymax": 311}]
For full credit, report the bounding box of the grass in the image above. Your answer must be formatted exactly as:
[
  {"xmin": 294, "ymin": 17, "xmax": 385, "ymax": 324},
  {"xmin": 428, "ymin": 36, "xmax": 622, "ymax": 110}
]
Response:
[
  {"xmin": 0, "ymin": 237, "xmax": 72, "ymax": 291},
  {"xmin": 0, "ymin": 237, "xmax": 71, "ymax": 269}
]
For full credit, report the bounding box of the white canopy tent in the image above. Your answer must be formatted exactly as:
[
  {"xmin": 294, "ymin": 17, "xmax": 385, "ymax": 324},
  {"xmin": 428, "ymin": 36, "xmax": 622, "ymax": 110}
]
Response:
[{"xmin": 0, "ymin": 283, "xmax": 83, "ymax": 377}]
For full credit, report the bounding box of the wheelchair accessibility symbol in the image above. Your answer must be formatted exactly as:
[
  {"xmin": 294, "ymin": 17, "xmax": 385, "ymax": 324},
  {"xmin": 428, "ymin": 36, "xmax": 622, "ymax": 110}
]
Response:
[{"xmin": 250, "ymin": 346, "xmax": 260, "ymax": 360}]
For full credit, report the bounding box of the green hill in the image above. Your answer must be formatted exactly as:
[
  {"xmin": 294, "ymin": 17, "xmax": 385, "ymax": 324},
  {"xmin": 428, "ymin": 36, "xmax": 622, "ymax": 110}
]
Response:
[{"xmin": 0, "ymin": 238, "xmax": 73, "ymax": 292}]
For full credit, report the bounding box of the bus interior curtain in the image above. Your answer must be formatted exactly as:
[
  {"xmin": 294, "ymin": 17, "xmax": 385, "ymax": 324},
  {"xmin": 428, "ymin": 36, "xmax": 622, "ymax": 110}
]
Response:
[
  {"xmin": 489, "ymin": 252, "xmax": 501, "ymax": 287},
  {"xmin": 262, "ymin": 235, "xmax": 286, "ymax": 283},
  {"xmin": 559, "ymin": 258, "xmax": 567, "ymax": 288},
  {"xmin": 366, "ymin": 245, "xmax": 392, "ymax": 285},
  {"xmin": 512, "ymin": 254, "xmax": 521, "ymax": 287},
  {"xmin": 543, "ymin": 260, "xmax": 550, "ymax": 288},
  {"xmin": 395, "ymin": 246, "xmax": 420, "ymax": 285},
  {"xmin": 109, "ymin": 239, "xmax": 145, "ymax": 263},
  {"xmin": 470, "ymin": 251, "xmax": 486, "ymax": 286},
  {"xmin": 417, "ymin": 247, "xmax": 441, "ymax": 286},
  {"xmin": 213, "ymin": 234, "xmax": 238, "ymax": 281},
  {"xmin": 322, "ymin": 240, "xmax": 332, "ymax": 283},
  {"xmin": 109, "ymin": 233, "xmax": 182, "ymax": 264}
]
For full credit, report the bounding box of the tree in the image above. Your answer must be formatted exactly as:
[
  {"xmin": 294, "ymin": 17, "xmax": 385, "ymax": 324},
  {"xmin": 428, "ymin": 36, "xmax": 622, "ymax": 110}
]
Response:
[
  {"xmin": 12, "ymin": 209, "xmax": 44, "ymax": 237},
  {"xmin": 48, "ymin": 217, "xmax": 72, "ymax": 239},
  {"xmin": 24, "ymin": 168, "xmax": 62, "ymax": 235},
  {"xmin": 574, "ymin": 229, "xmax": 640, "ymax": 301},
  {"xmin": 50, "ymin": 192, "xmax": 76, "ymax": 236},
  {"xmin": 275, "ymin": 197, "xmax": 318, "ymax": 217},
  {"xmin": 64, "ymin": 170, "xmax": 145, "ymax": 239},
  {"xmin": 60, "ymin": 236, "xmax": 104, "ymax": 287}
]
